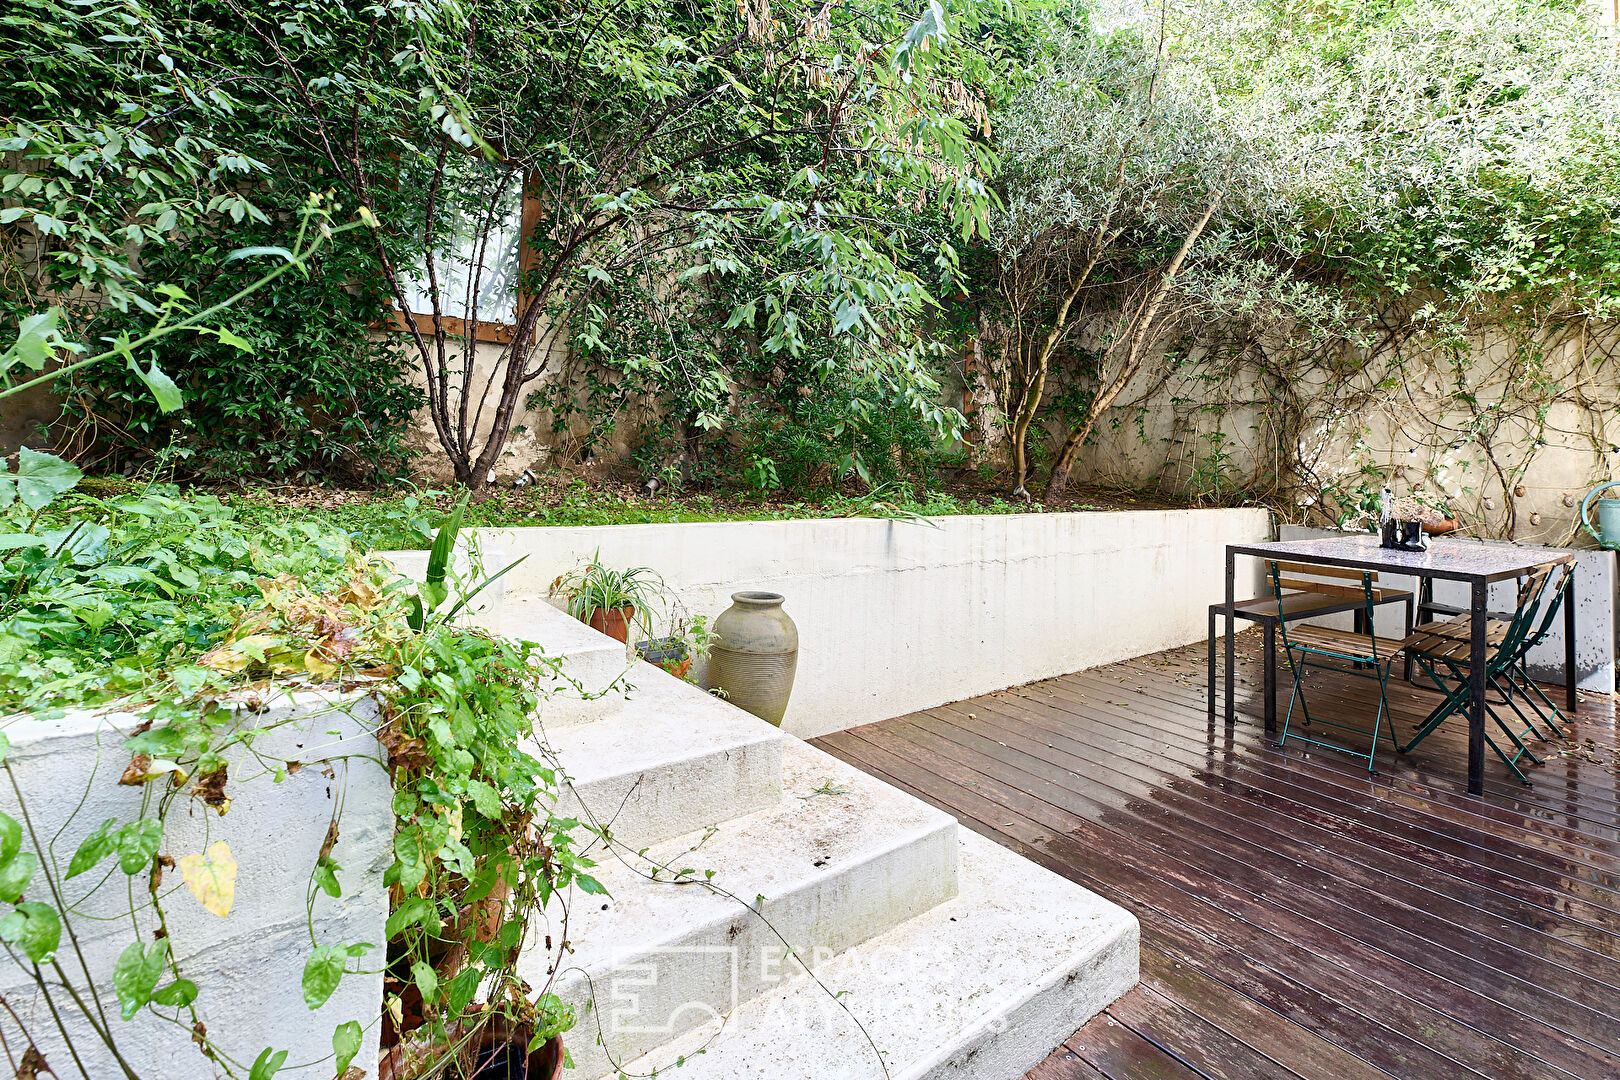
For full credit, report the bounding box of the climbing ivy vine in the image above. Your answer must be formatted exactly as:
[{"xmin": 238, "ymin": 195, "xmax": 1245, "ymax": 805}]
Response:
[{"xmin": 0, "ymin": 451, "xmax": 594, "ymax": 1077}]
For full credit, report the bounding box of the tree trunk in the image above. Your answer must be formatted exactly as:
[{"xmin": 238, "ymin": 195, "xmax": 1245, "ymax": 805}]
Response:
[
  {"xmin": 1045, "ymin": 193, "xmax": 1223, "ymax": 503},
  {"xmin": 1006, "ymin": 242, "xmax": 1111, "ymax": 498},
  {"xmin": 1008, "ymin": 355, "xmax": 1045, "ymax": 500}
]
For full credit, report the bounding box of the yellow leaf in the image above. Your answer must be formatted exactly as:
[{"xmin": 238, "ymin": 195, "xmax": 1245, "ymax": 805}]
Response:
[
  {"xmin": 339, "ymin": 576, "xmax": 380, "ymax": 610},
  {"xmin": 199, "ymin": 647, "xmax": 251, "ymax": 674},
  {"xmin": 231, "ymin": 634, "xmax": 283, "ymax": 661},
  {"xmin": 178, "ymin": 841, "xmax": 237, "ymax": 918},
  {"xmin": 199, "ymin": 633, "xmax": 283, "ymax": 673},
  {"xmin": 304, "ymin": 650, "xmax": 337, "ymax": 678}
]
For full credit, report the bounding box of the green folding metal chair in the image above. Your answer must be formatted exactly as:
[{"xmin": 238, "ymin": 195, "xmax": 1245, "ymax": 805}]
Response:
[
  {"xmin": 1268, "ymin": 560, "xmax": 1400, "ymax": 773},
  {"xmin": 1398, "ymin": 563, "xmax": 1566, "ymax": 782},
  {"xmin": 1501, "ymin": 565, "xmax": 1574, "ymax": 741}
]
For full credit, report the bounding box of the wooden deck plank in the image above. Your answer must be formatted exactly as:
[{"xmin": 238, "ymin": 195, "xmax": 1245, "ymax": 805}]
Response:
[
  {"xmin": 811, "ymin": 641, "xmax": 1620, "ymax": 1080},
  {"xmin": 817, "ymin": 731, "xmax": 1511, "ymax": 1078},
  {"xmin": 1023, "ymin": 668, "xmax": 1620, "ymax": 908},
  {"xmin": 1025, "ymin": 1043, "xmax": 1110, "ymax": 1080},
  {"xmin": 1105, "ymin": 984, "xmax": 1309, "ymax": 1080},
  {"xmin": 908, "ymin": 703, "xmax": 1620, "ymax": 1006},
  {"xmin": 928, "ymin": 695, "xmax": 1620, "ymax": 970},
  {"xmin": 1049, "ymin": 656, "xmax": 1620, "ymax": 856},
  {"xmin": 1014, "ymin": 676, "xmax": 1620, "ymax": 899},
  {"xmin": 1066, "ymin": 1007, "xmax": 1207, "ymax": 1080},
  {"xmin": 1138, "ymin": 946, "xmax": 1393, "ymax": 1080},
  {"xmin": 1139, "ymin": 646, "xmax": 1620, "ymax": 832},
  {"xmin": 859, "ymin": 716, "xmax": 1620, "ymax": 1073}
]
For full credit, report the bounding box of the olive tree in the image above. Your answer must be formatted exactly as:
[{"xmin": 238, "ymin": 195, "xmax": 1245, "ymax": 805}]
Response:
[
  {"xmin": 1219, "ymin": 0, "xmax": 1620, "ymax": 532},
  {"xmin": 975, "ymin": 0, "xmax": 1620, "ymax": 507},
  {"xmin": 978, "ymin": 6, "xmax": 1319, "ymax": 501}
]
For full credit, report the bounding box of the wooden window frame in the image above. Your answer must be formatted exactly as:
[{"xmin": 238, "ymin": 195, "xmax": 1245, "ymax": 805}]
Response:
[{"xmin": 389, "ymin": 175, "xmax": 541, "ymax": 345}]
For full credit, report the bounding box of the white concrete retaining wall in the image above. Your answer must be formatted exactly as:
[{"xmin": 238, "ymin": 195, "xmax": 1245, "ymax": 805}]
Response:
[
  {"xmin": 0, "ymin": 694, "xmax": 392, "ymax": 1077},
  {"xmin": 482, "ymin": 509, "xmax": 1272, "ymax": 739}
]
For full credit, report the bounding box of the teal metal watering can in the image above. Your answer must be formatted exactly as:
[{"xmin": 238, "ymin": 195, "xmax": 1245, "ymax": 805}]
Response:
[{"xmin": 1580, "ymin": 482, "xmax": 1620, "ymax": 550}]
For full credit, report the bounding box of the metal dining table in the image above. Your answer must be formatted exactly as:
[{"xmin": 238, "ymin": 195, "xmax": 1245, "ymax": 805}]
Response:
[{"xmin": 1223, "ymin": 534, "xmax": 1578, "ymax": 796}]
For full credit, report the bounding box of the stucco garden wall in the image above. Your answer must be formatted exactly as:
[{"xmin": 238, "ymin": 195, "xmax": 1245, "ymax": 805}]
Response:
[
  {"xmin": 0, "ymin": 694, "xmax": 391, "ymax": 1077},
  {"xmin": 1028, "ymin": 327, "xmax": 1620, "ymax": 549},
  {"xmin": 483, "ymin": 508, "xmax": 1272, "ymax": 739}
]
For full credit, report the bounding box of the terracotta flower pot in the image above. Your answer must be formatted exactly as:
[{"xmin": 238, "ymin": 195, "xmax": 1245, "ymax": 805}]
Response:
[
  {"xmin": 380, "ymin": 1023, "xmax": 560, "ymax": 1080},
  {"xmin": 1422, "ymin": 517, "xmax": 1459, "ymax": 536},
  {"xmin": 463, "ymin": 1031, "xmax": 564, "ymax": 1080},
  {"xmin": 587, "ymin": 605, "xmax": 635, "ymax": 642},
  {"xmin": 525, "ymin": 1034, "xmax": 565, "ymax": 1080}
]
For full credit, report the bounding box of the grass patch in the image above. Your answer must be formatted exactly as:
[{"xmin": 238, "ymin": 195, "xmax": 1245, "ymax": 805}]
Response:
[{"xmin": 117, "ymin": 470, "xmax": 1197, "ymax": 549}]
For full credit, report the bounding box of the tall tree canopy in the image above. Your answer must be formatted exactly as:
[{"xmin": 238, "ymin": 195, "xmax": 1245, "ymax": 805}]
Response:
[
  {"xmin": 975, "ymin": 0, "xmax": 1620, "ymax": 506},
  {"xmin": 223, "ymin": 0, "xmax": 1012, "ymax": 488}
]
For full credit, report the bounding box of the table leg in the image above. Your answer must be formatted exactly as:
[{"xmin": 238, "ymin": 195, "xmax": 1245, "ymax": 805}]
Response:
[
  {"xmin": 1468, "ymin": 580, "xmax": 1487, "ymax": 797},
  {"xmin": 1263, "ymin": 620, "xmax": 1277, "ymax": 735},
  {"xmin": 1564, "ymin": 564, "xmax": 1578, "ymax": 715},
  {"xmin": 1225, "ymin": 548, "xmax": 1236, "ymax": 724},
  {"xmin": 1207, "ymin": 606, "xmax": 1216, "ymax": 718},
  {"xmin": 1403, "ymin": 594, "xmax": 1414, "ymax": 682}
]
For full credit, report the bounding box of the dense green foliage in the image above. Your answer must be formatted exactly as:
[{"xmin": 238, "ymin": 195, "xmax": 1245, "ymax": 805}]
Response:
[
  {"xmin": 0, "ymin": 0, "xmax": 270, "ymax": 317},
  {"xmin": 968, "ymin": 0, "xmax": 1620, "ymax": 529},
  {"xmin": 62, "ymin": 235, "xmax": 421, "ymax": 482},
  {"xmin": 2, "ymin": 0, "xmax": 1023, "ymax": 495},
  {"xmin": 0, "ymin": 0, "xmax": 421, "ymax": 480},
  {"xmin": 0, "ymin": 454, "xmax": 593, "ymax": 1077},
  {"xmin": 0, "ymin": 464, "xmax": 361, "ymax": 709},
  {"xmin": 161, "ymin": 0, "xmax": 1017, "ymax": 489},
  {"xmin": 6, "ymin": 0, "xmax": 1618, "ymax": 520},
  {"xmin": 213, "ymin": 481, "xmax": 1100, "ymax": 549}
]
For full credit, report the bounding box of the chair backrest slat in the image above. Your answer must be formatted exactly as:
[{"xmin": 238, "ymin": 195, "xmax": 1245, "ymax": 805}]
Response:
[
  {"xmin": 1277, "ymin": 576, "xmax": 1387, "ymax": 601},
  {"xmin": 1521, "ymin": 564, "xmax": 1573, "ymax": 651},
  {"xmin": 1495, "ymin": 562, "xmax": 1566, "ymax": 667},
  {"xmin": 1268, "ymin": 560, "xmax": 1380, "ymax": 659},
  {"xmin": 1273, "ymin": 560, "xmax": 1378, "ymax": 583}
]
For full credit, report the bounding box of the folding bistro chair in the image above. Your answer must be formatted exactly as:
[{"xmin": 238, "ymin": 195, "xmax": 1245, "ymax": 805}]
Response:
[
  {"xmin": 1398, "ymin": 563, "xmax": 1569, "ymax": 782},
  {"xmin": 1208, "ymin": 560, "xmax": 1413, "ymax": 729},
  {"xmin": 1267, "ymin": 560, "xmax": 1402, "ymax": 772},
  {"xmin": 1401, "ymin": 564, "xmax": 1572, "ymax": 741},
  {"xmin": 1499, "ymin": 565, "xmax": 1574, "ymax": 741}
]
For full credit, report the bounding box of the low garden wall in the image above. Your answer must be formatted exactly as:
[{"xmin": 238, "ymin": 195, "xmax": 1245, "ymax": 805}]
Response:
[
  {"xmin": 484, "ymin": 509, "xmax": 1272, "ymax": 739},
  {"xmin": 0, "ymin": 694, "xmax": 391, "ymax": 1077}
]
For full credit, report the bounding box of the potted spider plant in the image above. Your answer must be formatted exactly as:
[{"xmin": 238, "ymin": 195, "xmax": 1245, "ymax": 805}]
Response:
[{"xmin": 550, "ymin": 555, "xmax": 666, "ymax": 643}]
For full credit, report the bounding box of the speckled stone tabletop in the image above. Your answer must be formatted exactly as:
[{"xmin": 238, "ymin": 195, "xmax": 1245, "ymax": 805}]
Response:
[{"xmin": 1230, "ymin": 532, "xmax": 1575, "ymax": 582}]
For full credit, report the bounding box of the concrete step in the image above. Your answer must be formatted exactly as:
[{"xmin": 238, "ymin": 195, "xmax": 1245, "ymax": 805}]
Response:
[
  {"xmin": 547, "ymin": 672, "xmax": 784, "ymax": 850},
  {"xmin": 593, "ymin": 827, "xmax": 1140, "ymax": 1080},
  {"xmin": 522, "ymin": 738, "xmax": 961, "ymax": 1079},
  {"xmin": 503, "ymin": 597, "xmax": 638, "ymax": 726}
]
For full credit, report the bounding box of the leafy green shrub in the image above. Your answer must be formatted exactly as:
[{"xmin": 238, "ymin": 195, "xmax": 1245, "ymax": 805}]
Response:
[
  {"xmin": 730, "ymin": 375, "xmax": 950, "ymax": 495},
  {"xmin": 60, "ymin": 234, "xmax": 421, "ymax": 483},
  {"xmin": 0, "ymin": 453, "xmax": 589, "ymax": 1075}
]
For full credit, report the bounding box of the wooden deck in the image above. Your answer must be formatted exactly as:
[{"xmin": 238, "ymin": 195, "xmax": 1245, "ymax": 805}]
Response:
[{"xmin": 811, "ymin": 635, "xmax": 1620, "ymax": 1080}]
